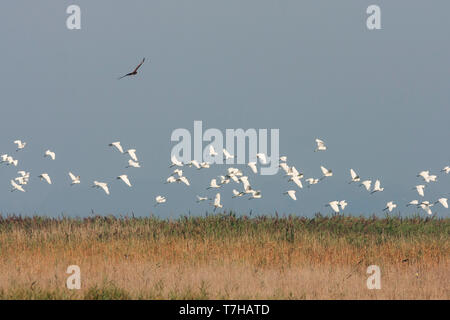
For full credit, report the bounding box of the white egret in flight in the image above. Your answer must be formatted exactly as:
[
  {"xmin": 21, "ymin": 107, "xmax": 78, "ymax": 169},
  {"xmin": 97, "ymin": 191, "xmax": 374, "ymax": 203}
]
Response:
[
  {"xmin": 406, "ymin": 200, "xmax": 419, "ymax": 207},
  {"xmin": 109, "ymin": 142, "xmax": 124, "ymax": 154},
  {"xmin": 44, "ymin": 150, "xmax": 56, "ymax": 160},
  {"xmin": 69, "ymin": 172, "xmax": 81, "ymax": 185},
  {"xmin": 305, "ymin": 178, "xmax": 319, "ymax": 187},
  {"xmin": 188, "ymin": 160, "xmax": 201, "ymax": 169},
  {"xmin": 165, "ymin": 176, "xmax": 176, "ymax": 184},
  {"xmin": 38, "ymin": 173, "xmax": 52, "ymax": 185},
  {"xmin": 155, "ymin": 195, "xmax": 166, "ymax": 206},
  {"xmin": 383, "ymin": 201, "xmax": 397, "ymax": 212},
  {"xmin": 441, "ymin": 166, "xmax": 450, "ymax": 174},
  {"xmin": 207, "ymin": 179, "xmax": 221, "ymax": 189},
  {"xmin": 314, "ymin": 139, "xmax": 327, "ymax": 152},
  {"xmin": 326, "ymin": 201, "xmax": 340, "ymax": 213},
  {"xmin": 435, "ymin": 198, "xmax": 448, "ymax": 209},
  {"xmin": 170, "ymin": 155, "xmax": 183, "ymax": 167},
  {"xmin": 248, "ymin": 162, "xmax": 258, "ymax": 174},
  {"xmin": 223, "ymin": 148, "xmax": 235, "ymax": 160},
  {"xmin": 284, "ymin": 190, "xmax": 297, "ymax": 200},
  {"xmin": 125, "ymin": 149, "xmax": 138, "ymax": 162},
  {"xmin": 11, "ymin": 180, "xmax": 25, "ymax": 192},
  {"xmin": 349, "ymin": 169, "xmax": 360, "ymax": 183},
  {"xmin": 212, "ymin": 193, "xmax": 223, "ymax": 211},
  {"xmin": 177, "ymin": 176, "xmax": 190, "ymax": 186},
  {"xmin": 126, "ymin": 159, "xmax": 141, "ymax": 168},
  {"xmin": 319, "ymin": 166, "xmax": 333, "ymax": 180},
  {"xmin": 14, "ymin": 140, "xmax": 27, "ymax": 151},
  {"xmin": 414, "ymin": 185, "xmax": 425, "ymax": 197},
  {"xmin": 117, "ymin": 174, "xmax": 132, "ymax": 187},
  {"xmin": 196, "ymin": 196, "xmax": 209, "ymax": 203},
  {"xmin": 370, "ymin": 180, "xmax": 384, "ymax": 194},
  {"xmin": 209, "ymin": 145, "xmax": 218, "ymax": 157},
  {"xmin": 232, "ymin": 189, "xmax": 244, "ymax": 198},
  {"xmin": 256, "ymin": 153, "xmax": 267, "ymax": 164},
  {"xmin": 360, "ymin": 180, "xmax": 372, "ymax": 192},
  {"xmin": 93, "ymin": 181, "xmax": 110, "ymax": 195}
]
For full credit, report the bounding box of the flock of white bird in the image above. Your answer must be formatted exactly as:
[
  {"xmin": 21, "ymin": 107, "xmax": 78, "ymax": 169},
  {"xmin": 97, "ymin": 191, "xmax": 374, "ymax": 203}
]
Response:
[{"xmin": 2, "ymin": 138, "xmax": 449, "ymax": 215}]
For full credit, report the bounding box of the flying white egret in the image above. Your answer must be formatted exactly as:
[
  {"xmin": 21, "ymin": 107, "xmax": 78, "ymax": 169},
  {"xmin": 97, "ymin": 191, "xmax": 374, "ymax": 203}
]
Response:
[
  {"xmin": 109, "ymin": 142, "xmax": 124, "ymax": 154},
  {"xmin": 370, "ymin": 180, "xmax": 384, "ymax": 194},
  {"xmin": 223, "ymin": 148, "xmax": 235, "ymax": 160},
  {"xmin": 360, "ymin": 180, "xmax": 372, "ymax": 192},
  {"xmin": 155, "ymin": 195, "xmax": 166, "ymax": 206},
  {"xmin": 240, "ymin": 176, "xmax": 251, "ymax": 192},
  {"xmin": 92, "ymin": 181, "xmax": 110, "ymax": 195},
  {"xmin": 414, "ymin": 185, "xmax": 425, "ymax": 197},
  {"xmin": 305, "ymin": 178, "xmax": 319, "ymax": 187},
  {"xmin": 207, "ymin": 179, "xmax": 221, "ymax": 189},
  {"xmin": 441, "ymin": 166, "xmax": 450, "ymax": 174},
  {"xmin": 383, "ymin": 201, "xmax": 397, "ymax": 212},
  {"xmin": 314, "ymin": 139, "xmax": 327, "ymax": 152},
  {"xmin": 38, "ymin": 173, "xmax": 52, "ymax": 185},
  {"xmin": 319, "ymin": 166, "xmax": 333, "ymax": 180},
  {"xmin": 227, "ymin": 173, "xmax": 240, "ymax": 184},
  {"xmin": 15, "ymin": 177, "xmax": 27, "ymax": 185},
  {"xmin": 165, "ymin": 176, "xmax": 176, "ymax": 184},
  {"xmin": 126, "ymin": 159, "xmax": 141, "ymax": 168},
  {"xmin": 418, "ymin": 201, "xmax": 433, "ymax": 215},
  {"xmin": 69, "ymin": 172, "xmax": 81, "ymax": 185},
  {"xmin": 171, "ymin": 169, "xmax": 183, "ymax": 177},
  {"xmin": 212, "ymin": 193, "xmax": 223, "ymax": 211},
  {"xmin": 199, "ymin": 162, "xmax": 210, "ymax": 169},
  {"xmin": 256, "ymin": 153, "xmax": 267, "ymax": 164},
  {"xmin": 196, "ymin": 195, "xmax": 209, "ymax": 203},
  {"xmin": 0, "ymin": 154, "xmax": 9, "ymax": 163},
  {"xmin": 248, "ymin": 162, "xmax": 258, "ymax": 174},
  {"xmin": 435, "ymin": 198, "xmax": 448, "ymax": 209},
  {"xmin": 417, "ymin": 170, "xmax": 437, "ymax": 183},
  {"xmin": 209, "ymin": 145, "xmax": 218, "ymax": 157},
  {"xmin": 326, "ymin": 201, "xmax": 340, "ymax": 213},
  {"xmin": 18, "ymin": 171, "xmax": 27, "ymax": 177},
  {"xmin": 11, "ymin": 180, "xmax": 25, "ymax": 192},
  {"xmin": 349, "ymin": 169, "xmax": 360, "ymax": 183},
  {"xmin": 219, "ymin": 175, "xmax": 230, "ymax": 185},
  {"xmin": 230, "ymin": 168, "xmax": 243, "ymax": 177},
  {"xmin": 232, "ymin": 189, "xmax": 244, "ymax": 198},
  {"xmin": 117, "ymin": 174, "xmax": 132, "ymax": 187},
  {"xmin": 177, "ymin": 176, "xmax": 190, "ymax": 186},
  {"xmin": 286, "ymin": 166, "xmax": 303, "ymax": 179},
  {"xmin": 6, "ymin": 156, "xmax": 18, "ymax": 166},
  {"xmin": 44, "ymin": 150, "xmax": 56, "ymax": 160},
  {"xmin": 170, "ymin": 155, "xmax": 183, "ymax": 167},
  {"xmin": 339, "ymin": 200, "xmax": 348, "ymax": 211},
  {"xmin": 284, "ymin": 190, "xmax": 297, "ymax": 201},
  {"xmin": 125, "ymin": 149, "xmax": 138, "ymax": 162},
  {"xmin": 406, "ymin": 200, "xmax": 419, "ymax": 207},
  {"xmin": 188, "ymin": 160, "xmax": 201, "ymax": 169},
  {"xmin": 14, "ymin": 140, "xmax": 26, "ymax": 151},
  {"xmin": 248, "ymin": 190, "xmax": 262, "ymax": 199},
  {"xmin": 289, "ymin": 176, "xmax": 303, "ymax": 189}
]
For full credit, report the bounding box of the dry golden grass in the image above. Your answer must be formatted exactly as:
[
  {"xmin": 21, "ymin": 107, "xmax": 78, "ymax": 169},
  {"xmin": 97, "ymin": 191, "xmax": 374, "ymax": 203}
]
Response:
[{"xmin": 0, "ymin": 214, "xmax": 448, "ymax": 299}]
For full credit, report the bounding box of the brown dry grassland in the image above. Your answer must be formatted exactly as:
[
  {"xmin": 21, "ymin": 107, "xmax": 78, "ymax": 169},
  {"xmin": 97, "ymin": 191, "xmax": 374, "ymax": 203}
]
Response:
[{"xmin": 0, "ymin": 213, "xmax": 448, "ymax": 299}]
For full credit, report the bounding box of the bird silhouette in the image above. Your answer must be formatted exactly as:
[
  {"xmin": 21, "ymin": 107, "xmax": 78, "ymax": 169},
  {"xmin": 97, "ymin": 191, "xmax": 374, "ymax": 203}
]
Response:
[{"xmin": 118, "ymin": 58, "xmax": 146, "ymax": 79}]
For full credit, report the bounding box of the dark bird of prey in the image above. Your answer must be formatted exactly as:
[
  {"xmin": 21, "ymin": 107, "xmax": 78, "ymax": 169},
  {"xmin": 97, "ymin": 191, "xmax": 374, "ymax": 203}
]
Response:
[{"xmin": 118, "ymin": 58, "xmax": 146, "ymax": 79}]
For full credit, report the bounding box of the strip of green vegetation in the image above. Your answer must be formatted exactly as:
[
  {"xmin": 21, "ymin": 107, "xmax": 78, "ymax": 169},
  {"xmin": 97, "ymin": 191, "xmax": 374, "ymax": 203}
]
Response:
[{"xmin": 0, "ymin": 213, "xmax": 448, "ymax": 241}]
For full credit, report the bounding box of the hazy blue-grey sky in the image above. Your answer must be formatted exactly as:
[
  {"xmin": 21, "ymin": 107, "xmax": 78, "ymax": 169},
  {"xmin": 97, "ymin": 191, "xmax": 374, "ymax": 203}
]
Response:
[{"xmin": 1, "ymin": 1, "xmax": 449, "ymax": 217}]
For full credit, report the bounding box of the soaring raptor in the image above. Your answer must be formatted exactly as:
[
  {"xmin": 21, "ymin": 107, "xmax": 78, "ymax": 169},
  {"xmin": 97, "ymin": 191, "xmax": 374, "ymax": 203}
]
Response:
[{"xmin": 118, "ymin": 58, "xmax": 146, "ymax": 79}]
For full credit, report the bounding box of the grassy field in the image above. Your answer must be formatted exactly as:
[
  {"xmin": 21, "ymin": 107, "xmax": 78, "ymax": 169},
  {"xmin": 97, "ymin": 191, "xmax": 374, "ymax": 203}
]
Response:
[{"xmin": 0, "ymin": 213, "xmax": 448, "ymax": 299}]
